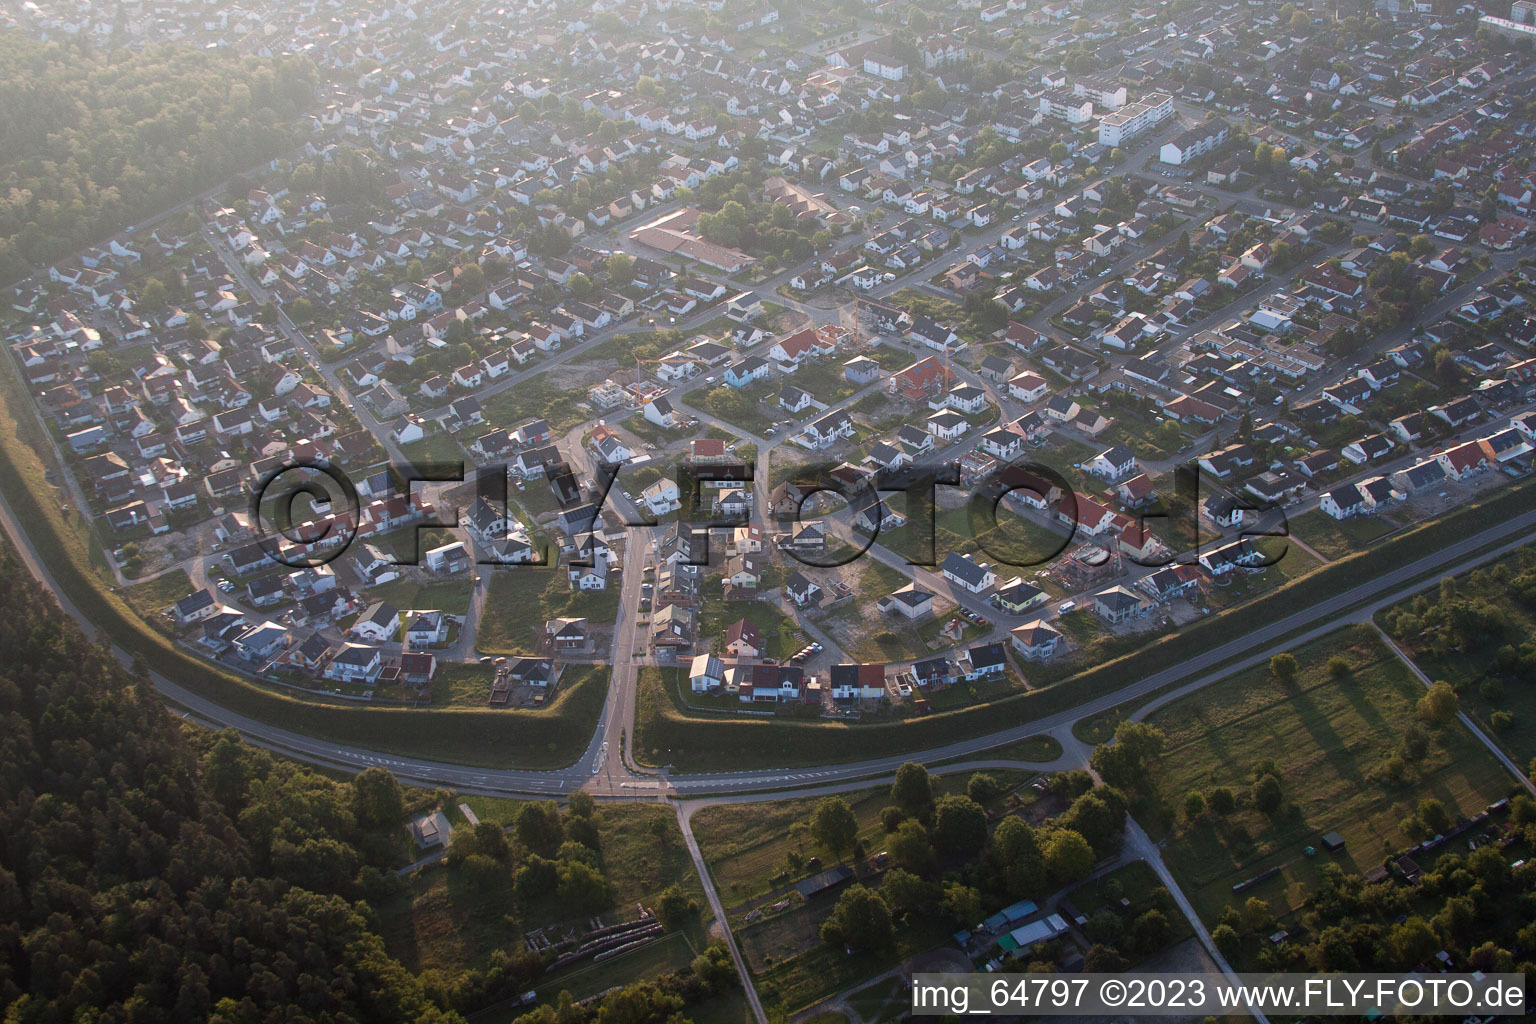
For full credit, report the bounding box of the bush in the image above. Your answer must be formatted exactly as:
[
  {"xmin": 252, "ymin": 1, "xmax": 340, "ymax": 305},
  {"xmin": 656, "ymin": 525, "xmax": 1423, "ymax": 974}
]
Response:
[{"xmin": 1326, "ymin": 656, "xmax": 1351, "ymax": 678}]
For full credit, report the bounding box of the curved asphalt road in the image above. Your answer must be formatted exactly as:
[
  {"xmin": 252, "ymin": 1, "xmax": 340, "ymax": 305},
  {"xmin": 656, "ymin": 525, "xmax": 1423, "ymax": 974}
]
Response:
[{"xmin": 3, "ymin": 469, "xmax": 1534, "ymax": 797}]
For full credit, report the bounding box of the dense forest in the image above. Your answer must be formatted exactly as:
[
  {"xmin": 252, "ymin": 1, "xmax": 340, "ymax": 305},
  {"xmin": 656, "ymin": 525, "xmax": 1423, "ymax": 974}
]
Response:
[
  {"xmin": 0, "ymin": 34, "xmax": 318, "ymax": 282},
  {"xmin": 0, "ymin": 543, "xmax": 460, "ymax": 1022}
]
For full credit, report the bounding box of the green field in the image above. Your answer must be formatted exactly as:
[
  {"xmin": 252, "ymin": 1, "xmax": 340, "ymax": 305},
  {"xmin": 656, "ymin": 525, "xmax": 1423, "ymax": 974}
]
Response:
[
  {"xmin": 946, "ymin": 733, "xmax": 1063, "ymax": 764},
  {"xmin": 878, "ymin": 504, "xmax": 1070, "ymax": 569},
  {"xmin": 478, "ymin": 570, "xmax": 620, "ymax": 655},
  {"xmin": 366, "ymin": 576, "xmax": 474, "ymax": 616},
  {"xmin": 1289, "ymin": 508, "xmax": 1398, "ymax": 561},
  {"xmin": 122, "ymin": 569, "xmax": 196, "ymax": 621},
  {"xmin": 698, "ymin": 591, "xmax": 808, "ymax": 662},
  {"xmin": 1141, "ymin": 628, "xmax": 1514, "ymax": 924},
  {"xmin": 482, "ymin": 375, "xmax": 592, "ymax": 433}
]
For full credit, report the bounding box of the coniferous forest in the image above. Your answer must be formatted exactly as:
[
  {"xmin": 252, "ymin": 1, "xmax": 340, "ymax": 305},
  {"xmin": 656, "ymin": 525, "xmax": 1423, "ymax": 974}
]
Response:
[{"xmin": 0, "ymin": 34, "xmax": 318, "ymax": 283}]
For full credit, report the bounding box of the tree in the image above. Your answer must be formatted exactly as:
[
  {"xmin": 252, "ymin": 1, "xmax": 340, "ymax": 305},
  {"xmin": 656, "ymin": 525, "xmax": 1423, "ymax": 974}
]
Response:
[
  {"xmin": 1130, "ymin": 909, "xmax": 1171, "ymax": 955},
  {"xmin": 932, "ymin": 795, "xmax": 989, "ymax": 858},
  {"xmin": 1042, "ymin": 829, "xmax": 1094, "ymax": 885},
  {"xmin": 1059, "ymin": 789, "xmax": 1126, "ymax": 857},
  {"xmin": 1418, "ymin": 680, "xmax": 1458, "ymax": 725},
  {"xmin": 568, "ymin": 790, "xmax": 597, "ymax": 819},
  {"xmin": 516, "ymin": 801, "xmax": 565, "ymax": 856},
  {"xmin": 1418, "ymin": 797, "xmax": 1452, "ymax": 835},
  {"xmin": 1183, "ymin": 790, "xmax": 1206, "ymax": 821},
  {"xmin": 1208, "ymin": 787, "xmax": 1236, "ymax": 815},
  {"xmin": 1269, "ymin": 652, "xmax": 1298, "ymax": 684},
  {"xmin": 1326, "ymin": 656, "xmax": 1351, "ymax": 679},
  {"xmin": 967, "ymin": 772, "xmax": 1003, "ymax": 804},
  {"xmin": 888, "ymin": 819, "xmax": 935, "ymax": 875},
  {"xmin": 1089, "ymin": 722, "xmax": 1166, "ymax": 791},
  {"xmin": 1242, "ymin": 896, "xmax": 1273, "ymax": 932},
  {"xmin": 891, "ymin": 762, "xmax": 934, "ymax": 819},
  {"xmin": 1212, "ymin": 923, "xmax": 1241, "ymax": 960},
  {"xmin": 557, "ymin": 859, "xmax": 610, "ymax": 911},
  {"xmin": 569, "ymin": 271, "xmax": 595, "ymax": 298},
  {"xmin": 606, "ymin": 252, "xmax": 634, "ymax": 288},
  {"xmin": 1388, "ymin": 917, "xmax": 1438, "ymax": 965},
  {"xmin": 1251, "ymin": 773, "xmax": 1283, "ymax": 814},
  {"xmin": 350, "ymin": 767, "xmax": 405, "ymax": 832},
  {"xmin": 1084, "ymin": 944, "xmax": 1127, "ymax": 972},
  {"xmin": 881, "ymin": 868, "xmax": 934, "ymax": 916},
  {"xmin": 656, "ymin": 884, "xmax": 698, "ymax": 931},
  {"xmin": 993, "ymin": 816, "xmax": 1045, "ymax": 898},
  {"xmin": 455, "ymin": 262, "xmax": 486, "ymax": 295},
  {"xmin": 820, "ymin": 885, "xmax": 894, "ymax": 951},
  {"xmin": 941, "ymin": 882, "xmax": 983, "ymax": 926},
  {"xmin": 811, "ymin": 797, "xmax": 859, "ymax": 860}
]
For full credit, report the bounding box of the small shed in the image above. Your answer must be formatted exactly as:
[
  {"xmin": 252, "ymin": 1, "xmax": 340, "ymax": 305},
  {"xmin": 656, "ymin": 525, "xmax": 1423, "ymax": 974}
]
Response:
[
  {"xmin": 794, "ymin": 864, "xmax": 854, "ymax": 901},
  {"xmin": 1321, "ymin": 831, "xmax": 1347, "ymax": 853},
  {"xmin": 981, "ymin": 899, "xmax": 1038, "ymax": 933},
  {"xmin": 411, "ymin": 810, "xmax": 453, "ymax": 850}
]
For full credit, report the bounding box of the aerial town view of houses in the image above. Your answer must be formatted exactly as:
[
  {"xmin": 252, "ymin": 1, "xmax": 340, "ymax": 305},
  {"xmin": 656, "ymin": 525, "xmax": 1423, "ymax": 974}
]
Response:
[{"xmin": 6, "ymin": 0, "xmax": 1536, "ymax": 1019}]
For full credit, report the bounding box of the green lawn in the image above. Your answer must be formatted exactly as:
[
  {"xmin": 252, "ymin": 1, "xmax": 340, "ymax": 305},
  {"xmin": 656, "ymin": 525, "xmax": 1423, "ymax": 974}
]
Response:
[
  {"xmin": 478, "ymin": 571, "xmax": 620, "ymax": 655},
  {"xmin": 786, "ymin": 360, "xmax": 859, "ymax": 403},
  {"xmin": 938, "ymin": 732, "xmax": 1062, "ymax": 763},
  {"xmin": 365, "ymin": 576, "xmax": 473, "ymax": 616},
  {"xmin": 846, "ymin": 978, "xmax": 906, "ymax": 1022},
  {"xmin": 1289, "ymin": 508, "xmax": 1397, "ymax": 561},
  {"xmin": 1141, "ymin": 628, "xmax": 1515, "ymax": 925},
  {"xmin": 698, "ymin": 592, "xmax": 807, "ymax": 661},
  {"xmin": 482, "ymin": 375, "xmax": 591, "ymax": 433},
  {"xmin": 877, "ymin": 504, "xmax": 1069, "ymax": 569},
  {"xmin": 399, "ymin": 430, "xmax": 466, "ymax": 467}
]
